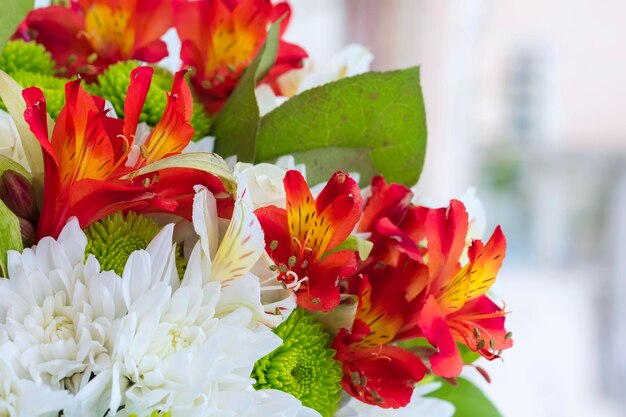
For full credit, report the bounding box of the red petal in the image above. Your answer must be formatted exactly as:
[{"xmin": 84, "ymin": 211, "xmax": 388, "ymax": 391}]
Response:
[
  {"xmin": 123, "ymin": 66, "xmax": 153, "ymax": 133},
  {"xmin": 133, "ymin": 40, "xmax": 169, "ymax": 63},
  {"xmin": 333, "ymin": 327, "xmax": 427, "ymax": 408},
  {"xmin": 315, "ymin": 171, "xmax": 363, "ymax": 250},
  {"xmin": 297, "ymin": 249, "xmax": 355, "ymax": 312},
  {"xmin": 426, "ymin": 199, "xmax": 469, "ymax": 292},
  {"xmin": 358, "ymin": 176, "xmax": 413, "ymax": 233},
  {"xmin": 18, "ymin": 6, "xmax": 94, "ymax": 77},
  {"xmin": 133, "ymin": 0, "xmax": 173, "ymax": 53},
  {"xmin": 255, "ymin": 205, "xmax": 292, "ymax": 263},
  {"xmin": 448, "ymin": 295, "xmax": 513, "ymax": 358},
  {"xmin": 135, "ymin": 70, "xmax": 194, "ymax": 166},
  {"xmin": 417, "ymin": 295, "xmax": 464, "ymax": 378}
]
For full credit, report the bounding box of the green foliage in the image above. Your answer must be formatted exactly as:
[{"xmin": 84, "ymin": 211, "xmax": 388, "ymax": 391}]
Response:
[
  {"xmin": 252, "ymin": 308, "xmax": 343, "ymax": 417},
  {"xmin": 0, "ymin": 0, "xmax": 34, "ymax": 54},
  {"xmin": 324, "ymin": 234, "xmax": 373, "ymax": 261},
  {"xmin": 458, "ymin": 342, "xmax": 481, "ymax": 364},
  {"xmin": 0, "ymin": 40, "xmax": 56, "ymax": 75},
  {"xmin": 256, "ymin": 68, "xmax": 427, "ymax": 186},
  {"xmin": 428, "ymin": 377, "xmax": 503, "ymax": 417},
  {"xmin": 210, "ymin": 18, "xmax": 283, "ymax": 161},
  {"xmin": 89, "ymin": 61, "xmax": 210, "ymax": 140},
  {"xmin": 210, "ymin": 30, "xmax": 427, "ymax": 185}
]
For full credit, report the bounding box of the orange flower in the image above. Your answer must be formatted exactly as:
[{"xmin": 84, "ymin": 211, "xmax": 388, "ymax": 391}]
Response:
[
  {"xmin": 16, "ymin": 0, "xmax": 172, "ymax": 78},
  {"xmin": 173, "ymin": 0, "xmax": 307, "ymax": 112},
  {"xmin": 255, "ymin": 170, "xmax": 362, "ymax": 311},
  {"xmin": 23, "ymin": 66, "xmax": 231, "ymax": 240}
]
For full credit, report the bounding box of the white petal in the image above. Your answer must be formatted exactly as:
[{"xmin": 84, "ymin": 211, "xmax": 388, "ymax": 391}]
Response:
[
  {"xmin": 146, "ymin": 223, "xmax": 179, "ymax": 288},
  {"xmin": 192, "ymin": 186, "xmax": 219, "ymax": 262},
  {"xmin": 122, "ymin": 251, "xmax": 153, "ymax": 308},
  {"xmin": 57, "ymin": 217, "xmax": 88, "ymax": 263},
  {"xmin": 216, "ymin": 274, "xmax": 278, "ymax": 327},
  {"xmin": 210, "ymin": 179, "xmax": 264, "ymax": 283}
]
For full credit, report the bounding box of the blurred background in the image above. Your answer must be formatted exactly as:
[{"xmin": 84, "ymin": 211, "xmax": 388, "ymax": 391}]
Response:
[{"xmin": 283, "ymin": 0, "xmax": 626, "ymax": 416}]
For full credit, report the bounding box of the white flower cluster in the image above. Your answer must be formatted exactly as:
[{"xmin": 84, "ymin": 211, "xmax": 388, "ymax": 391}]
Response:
[{"xmin": 0, "ymin": 179, "xmax": 317, "ymax": 417}]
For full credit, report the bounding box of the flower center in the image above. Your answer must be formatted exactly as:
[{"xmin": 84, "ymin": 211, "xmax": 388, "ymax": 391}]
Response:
[
  {"xmin": 41, "ymin": 295, "xmax": 76, "ymax": 344},
  {"xmin": 84, "ymin": 4, "xmax": 134, "ymax": 58}
]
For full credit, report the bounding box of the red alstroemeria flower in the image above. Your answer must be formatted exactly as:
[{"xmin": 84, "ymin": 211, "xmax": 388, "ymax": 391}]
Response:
[
  {"xmin": 395, "ymin": 200, "xmax": 513, "ymax": 378},
  {"xmin": 23, "ymin": 66, "xmax": 232, "ymax": 240},
  {"xmin": 255, "ymin": 170, "xmax": 362, "ymax": 312},
  {"xmin": 331, "ymin": 277, "xmax": 427, "ymax": 409},
  {"xmin": 173, "ymin": 0, "xmax": 307, "ymax": 112},
  {"xmin": 15, "ymin": 0, "xmax": 172, "ymax": 78},
  {"xmin": 343, "ymin": 181, "xmax": 512, "ymax": 384}
]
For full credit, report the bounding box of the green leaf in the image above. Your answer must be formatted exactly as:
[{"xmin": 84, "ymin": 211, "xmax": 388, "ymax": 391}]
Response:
[
  {"xmin": 0, "ymin": 0, "xmax": 34, "ymax": 53},
  {"xmin": 211, "ymin": 18, "xmax": 283, "ymax": 162},
  {"xmin": 428, "ymin": 378, "xmax": 503, "ymax": 417},
  {"xmin": 325, "ymin": 234, "xmax": 373, "ymax": 261},
  {"xmin": 0, "ymin": 155, "xmax": 26, "ymax": 276},
  {"xmin": 289, "ymin": 147, "xmax": 377, "ymax": 186},
  {"xmin": 458, "ymin": 342, "xmax": 481, "ymax": 364},
  {"xmin": 256, "ymin": 67, "xmax": 427, "ymax": 186}
]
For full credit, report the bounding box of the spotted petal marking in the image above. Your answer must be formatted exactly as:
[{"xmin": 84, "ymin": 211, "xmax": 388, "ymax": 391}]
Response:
[
  {"xmin": 436, "ymin": 226, "xmax": 506, "ymax": 314},
  {"xmin": 355, "ymin": 277, "xmax": 403, "ymax": 348},
  {"xmin": 284, "ymin": 170, "xmax": 319, "ymax": 252},
  {"xmin": 137, "ymin": 70, "xmax": 194, "ymax": 166},
  {"xmin": 465, "ymin": 226, "xmax": 506, "ymax": 300}
]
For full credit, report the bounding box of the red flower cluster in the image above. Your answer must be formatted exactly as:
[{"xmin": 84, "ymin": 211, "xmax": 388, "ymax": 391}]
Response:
[
  {"xmin": 15, "ymin": 0, "xmax": 306, "ymax": 107},
  {"xmin": 15, "ymin": 0, "xmax": 172, "ymax": 79},
  {"xmin": 23, "ymin": 67, "xmax": 232, "ymax": 240},
  {"xmin": 259, "ymin": 173, "xmax": 513, "ymax": 408}
]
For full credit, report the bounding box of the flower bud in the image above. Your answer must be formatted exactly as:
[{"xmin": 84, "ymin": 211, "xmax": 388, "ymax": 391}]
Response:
[
  {"xmin": 18, "ymin": 217, "xmax": 35, "ymax": 247},
  {"xmin": 0, "ymin": 170, "xmax": 37, "ymax": 222}
]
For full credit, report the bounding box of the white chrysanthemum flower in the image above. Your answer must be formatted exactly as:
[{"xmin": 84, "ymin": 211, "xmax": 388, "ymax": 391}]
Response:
[
  {"xmin": 0, "ymin": 337, "xmax": 71, "ymax": 417},
  {"xmin": 0, "ymin": 219, "xmax": 126, "ymax": 395},
  {"xmin": 336, "ymin": 384, "xmax": 455, "ymax": 417},
  {"xmin": 104, "ymin": 200, "xmax": 315, "ymax": 417}
]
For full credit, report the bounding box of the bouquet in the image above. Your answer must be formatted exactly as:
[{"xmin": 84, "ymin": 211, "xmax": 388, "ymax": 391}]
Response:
[{"xmin": 0, "ymin": 1, "xmax": 513, "ymax": 416}]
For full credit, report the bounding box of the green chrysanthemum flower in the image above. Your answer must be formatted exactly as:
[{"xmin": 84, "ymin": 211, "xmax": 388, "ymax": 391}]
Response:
[
  {"xmin": 190, "ymin": 103, "xmax": 212, "ymax": 141},
  {"xmin": 252, "ymin": 308, "xmax": 343, "ymax": 417},
  {"xmin": 0, "ymin": 70, "xmax": 66, "ymax": 119},
  {"xmin": 84, "ymin": 212, "xmax": 185, "ymax": 276},
  {"xmin": 89, "ymin": 61, "xmax": 211, "ymax": 140},
  {"xmin": 0, "ymin": 40, "xmax": 56, "ymax": 76}
]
